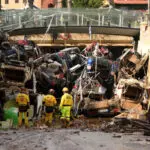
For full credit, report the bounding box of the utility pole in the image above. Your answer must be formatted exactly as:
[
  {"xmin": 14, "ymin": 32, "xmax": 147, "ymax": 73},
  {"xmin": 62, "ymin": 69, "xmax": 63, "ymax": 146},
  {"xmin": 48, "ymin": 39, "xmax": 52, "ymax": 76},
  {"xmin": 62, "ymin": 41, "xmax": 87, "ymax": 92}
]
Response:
[{"xmin": 67, "ymin": 0, "xmax": 71, "ymax": 8}]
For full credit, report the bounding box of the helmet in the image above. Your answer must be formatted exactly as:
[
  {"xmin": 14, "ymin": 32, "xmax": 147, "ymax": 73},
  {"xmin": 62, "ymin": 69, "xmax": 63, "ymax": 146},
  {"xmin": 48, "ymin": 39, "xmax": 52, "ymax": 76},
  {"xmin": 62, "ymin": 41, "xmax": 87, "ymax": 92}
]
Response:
[
  {"xmin": 62, "ymin": 87, "xmax": 69, "ymax": 92},
  {"xmin": 49, "ymin": 89, "xmax": 55, "ymax": 94},
  {"xmin": 20, "ymin": 87, "xmax": 27, "ymax": 93}
]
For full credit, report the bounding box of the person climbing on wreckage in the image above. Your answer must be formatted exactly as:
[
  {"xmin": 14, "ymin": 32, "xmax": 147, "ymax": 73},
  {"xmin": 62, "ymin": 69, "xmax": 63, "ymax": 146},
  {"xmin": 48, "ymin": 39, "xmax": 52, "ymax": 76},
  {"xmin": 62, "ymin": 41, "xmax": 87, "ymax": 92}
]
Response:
[{"xmin": 87, "ymin": 56, "xmax": 114, "ymax": 99}]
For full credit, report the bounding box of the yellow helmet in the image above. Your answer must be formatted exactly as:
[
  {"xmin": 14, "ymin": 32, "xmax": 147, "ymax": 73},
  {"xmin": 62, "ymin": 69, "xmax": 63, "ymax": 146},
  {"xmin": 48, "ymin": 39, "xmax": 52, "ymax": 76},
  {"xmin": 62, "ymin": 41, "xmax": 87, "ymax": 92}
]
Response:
[
  {"xmin": 20, "ymin": 87, "xmax": 27, "ymax": 93},
  {"xmin": 62, "ymin": 87, "xmax": 69, "ymax": 92},
  {"xmin": 19, "ymin": 87, "xmax": 28, "ymax": 94}
]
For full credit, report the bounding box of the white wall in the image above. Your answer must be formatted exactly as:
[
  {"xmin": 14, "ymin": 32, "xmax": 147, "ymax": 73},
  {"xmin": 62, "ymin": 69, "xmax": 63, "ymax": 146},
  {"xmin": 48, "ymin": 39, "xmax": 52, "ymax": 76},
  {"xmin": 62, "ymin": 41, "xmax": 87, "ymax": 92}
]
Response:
[{"xmin": 137, "ymin": 22, "xmax": 150, "ymax": 55}]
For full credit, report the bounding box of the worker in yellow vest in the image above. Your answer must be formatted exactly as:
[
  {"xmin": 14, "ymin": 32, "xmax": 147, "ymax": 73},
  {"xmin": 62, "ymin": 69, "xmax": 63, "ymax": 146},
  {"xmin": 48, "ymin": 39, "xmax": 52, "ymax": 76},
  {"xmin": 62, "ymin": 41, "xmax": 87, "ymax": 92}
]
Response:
[
  {"xmin": 16, "ymin": 88, "xmax": 30, "ymax": 128},
  {"xmin": 59, "ymin": 87, "xmax": 73, "ymax": 128},
  {"xmin": 43, "ymin": 89, "xmax": 57, "ymax": 126}
]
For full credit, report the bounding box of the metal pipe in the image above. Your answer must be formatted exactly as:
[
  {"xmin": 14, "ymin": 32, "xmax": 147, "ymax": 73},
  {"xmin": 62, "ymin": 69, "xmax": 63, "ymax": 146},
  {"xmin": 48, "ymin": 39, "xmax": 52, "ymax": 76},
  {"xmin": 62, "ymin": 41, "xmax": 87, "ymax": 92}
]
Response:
[
  {"xmin": 33, "ymin": 72, "xmax": 37, "ymax": 94},
  {"xmin": 81, "ymin": 14, "xmax": 84, "ymax": 26},
  {"xmin": 98, "ymin": 14, "xmax": 101, "ymax": 26}
]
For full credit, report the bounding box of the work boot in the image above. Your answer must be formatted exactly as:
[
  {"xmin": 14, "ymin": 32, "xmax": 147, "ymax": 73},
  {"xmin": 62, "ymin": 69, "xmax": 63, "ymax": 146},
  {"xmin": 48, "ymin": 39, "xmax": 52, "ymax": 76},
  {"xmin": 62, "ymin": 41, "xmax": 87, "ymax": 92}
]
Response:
[
  {"xmin": 61, "ymin": 119, "xmax": 66, "ymax": 128},
  {"xmin": 25, "ymin": 124, "xmax": 29, "ymax": 129},
  {"xmin": 66, "ymin": 120, "xmax": 70, "ymax": 128},
  {"xmin": 47, "ymin": 122, "xmax": 52, "ymax": 127},
  {"xmin": 63, "ymin": 119, "xmax": 68, "ymax": 128},
  {"xmin": 18, "ymin": 125, "xmax": 22, "ymax": 128},
  {"xmin": 45, "ymin": 121, "xmax": 49, "ymax": 126}
]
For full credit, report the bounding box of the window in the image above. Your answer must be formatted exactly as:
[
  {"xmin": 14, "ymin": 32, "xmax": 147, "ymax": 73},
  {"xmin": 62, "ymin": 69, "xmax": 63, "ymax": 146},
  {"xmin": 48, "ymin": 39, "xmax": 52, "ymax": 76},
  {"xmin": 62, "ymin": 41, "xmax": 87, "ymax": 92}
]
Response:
[
  {"xmin": 5, "ymin": 0, "xmax": 9, "ymax": 4},
  {"xmin": 23, "ymin": 0, "xmax": 27, "ymax": 3},
  {"xmin": 15, "ymin": 0, "xmax": 19, "ymax": 3}
]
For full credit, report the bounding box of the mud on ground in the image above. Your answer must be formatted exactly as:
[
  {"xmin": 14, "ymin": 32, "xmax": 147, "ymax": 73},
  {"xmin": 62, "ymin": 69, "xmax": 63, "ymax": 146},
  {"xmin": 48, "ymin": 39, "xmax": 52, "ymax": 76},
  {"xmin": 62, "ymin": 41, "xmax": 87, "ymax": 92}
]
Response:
[
  {"xmin": 0, "ymin": 117, "xmax": 150, "ymax": 150},
  {"xmin": 0, "ymin": 128, "xmax": 150, "ymax": 150}
]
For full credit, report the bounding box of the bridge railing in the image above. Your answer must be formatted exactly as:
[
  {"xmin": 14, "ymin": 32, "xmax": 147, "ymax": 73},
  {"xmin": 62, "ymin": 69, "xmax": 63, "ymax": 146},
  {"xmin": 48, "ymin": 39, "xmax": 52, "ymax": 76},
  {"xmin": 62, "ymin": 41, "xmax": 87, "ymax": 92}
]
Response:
[{"xmin": 0, "ymin": 8, "xmax": 144, "ymax": 32}]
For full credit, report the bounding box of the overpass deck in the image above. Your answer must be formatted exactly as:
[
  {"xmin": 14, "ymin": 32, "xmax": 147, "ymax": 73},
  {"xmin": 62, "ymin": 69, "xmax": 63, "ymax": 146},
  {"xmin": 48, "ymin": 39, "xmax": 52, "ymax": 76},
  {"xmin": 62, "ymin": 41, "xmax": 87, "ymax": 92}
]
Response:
[
  {"xmin": 0, "ymin": 8, "xmax": 143, "ymax": 37},
  {"xmin": 9, "ymin": 26, "xmax": 140, "ymax": 37}
]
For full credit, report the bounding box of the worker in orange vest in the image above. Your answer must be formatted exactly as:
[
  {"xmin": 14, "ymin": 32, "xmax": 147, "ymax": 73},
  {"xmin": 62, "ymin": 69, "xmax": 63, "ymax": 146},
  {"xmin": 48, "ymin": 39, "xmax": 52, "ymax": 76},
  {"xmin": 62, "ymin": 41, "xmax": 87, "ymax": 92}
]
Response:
[{"xmin": 43, "ymin": 89, "xmax": 57, "ymax": 126}]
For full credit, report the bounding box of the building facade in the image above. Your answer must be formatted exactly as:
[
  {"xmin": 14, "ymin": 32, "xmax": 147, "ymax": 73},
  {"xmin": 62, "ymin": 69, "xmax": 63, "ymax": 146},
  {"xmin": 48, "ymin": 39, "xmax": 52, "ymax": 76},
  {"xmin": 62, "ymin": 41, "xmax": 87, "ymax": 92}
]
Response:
[
  {"xmin": 1, "ymin": 0, "xmax": 56, "ymax": 10},
  {"xmin": 110, "ymin": 0, "xmax": 147, "ymax": 10},
  {"xmin": 1, "ymin": 0, "xmax": 27, "ymax": 9}
]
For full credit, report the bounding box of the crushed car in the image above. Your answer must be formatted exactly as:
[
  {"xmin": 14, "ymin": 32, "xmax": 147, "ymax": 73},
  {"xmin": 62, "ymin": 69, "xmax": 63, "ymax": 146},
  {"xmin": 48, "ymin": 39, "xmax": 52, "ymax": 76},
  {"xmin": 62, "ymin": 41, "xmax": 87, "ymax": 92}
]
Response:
[
  {"xmin": 72, "ymin": 54, "xmax": 120, "ymax": 117},
  {"xmin": 0, "ymin": 33, "xmax": 86, "ymax": 120}
]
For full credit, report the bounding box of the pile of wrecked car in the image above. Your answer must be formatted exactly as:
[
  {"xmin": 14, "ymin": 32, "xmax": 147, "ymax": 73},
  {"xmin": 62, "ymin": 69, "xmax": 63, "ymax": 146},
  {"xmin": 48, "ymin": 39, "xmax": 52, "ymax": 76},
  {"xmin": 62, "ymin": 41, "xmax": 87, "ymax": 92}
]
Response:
[
  {"xmin": 0, "ymin": 32, "xmax": 85, "ymax": 126},
  {"xmin": 72, "ymin": 43, "xmax": 150, "ymax": 124},
  {"xmin": 0, "ymin": 32, "xmax": 150, "ymax": 131}
]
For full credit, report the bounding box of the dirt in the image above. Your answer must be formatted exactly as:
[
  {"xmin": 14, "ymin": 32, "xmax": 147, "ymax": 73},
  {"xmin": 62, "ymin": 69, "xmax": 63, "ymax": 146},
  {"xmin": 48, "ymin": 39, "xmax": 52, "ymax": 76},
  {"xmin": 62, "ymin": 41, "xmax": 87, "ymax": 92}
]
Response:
[
  {"xmin": 0, "ymin": 128, "xmax": 150, "ymax": 150},
  {"xmin": 0, "ymin": 117, "xmax": 150, "ymax": 150}
]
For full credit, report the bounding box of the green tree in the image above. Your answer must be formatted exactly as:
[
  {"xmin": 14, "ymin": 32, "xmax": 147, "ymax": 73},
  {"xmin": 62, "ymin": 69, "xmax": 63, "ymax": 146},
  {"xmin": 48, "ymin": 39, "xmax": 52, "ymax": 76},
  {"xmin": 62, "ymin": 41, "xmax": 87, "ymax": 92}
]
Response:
[
  {"xmin": 62, "ymin": 0, "xmax": 67, "ymax": 7},
  {"xmin": 72, "ymin": 0, "xmax": 104, "ymax": 8},
  {"xmin": 88, "ymin": 0, "xmax": 103, "ymax": 8},
  {"xmin": 72, "ymin": 0, "xmax": 89, "ymax": 8}
]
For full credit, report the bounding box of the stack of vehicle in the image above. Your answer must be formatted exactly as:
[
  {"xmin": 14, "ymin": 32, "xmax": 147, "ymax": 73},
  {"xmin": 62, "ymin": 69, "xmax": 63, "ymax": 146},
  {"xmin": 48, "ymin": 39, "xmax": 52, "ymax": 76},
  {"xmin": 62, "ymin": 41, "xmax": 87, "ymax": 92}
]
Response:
[
  {"xmin": 0, "ymin": 33, "xmax": 150, "ymax": 124},
  {"xmin": 0, "ymin": 32, "xmax": 85, "ymax": 120},
  {"xmin": 72, "ymin": 43, "xmax": 150, "ymax": 120}
]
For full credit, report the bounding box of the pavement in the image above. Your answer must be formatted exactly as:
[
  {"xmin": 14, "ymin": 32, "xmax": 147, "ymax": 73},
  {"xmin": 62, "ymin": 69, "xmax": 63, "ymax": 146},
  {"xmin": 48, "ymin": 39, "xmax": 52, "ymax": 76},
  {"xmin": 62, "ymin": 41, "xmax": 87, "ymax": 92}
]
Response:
[{"xmin": 0, "ymin": 129, "xmax": 150, "ymax": 150}]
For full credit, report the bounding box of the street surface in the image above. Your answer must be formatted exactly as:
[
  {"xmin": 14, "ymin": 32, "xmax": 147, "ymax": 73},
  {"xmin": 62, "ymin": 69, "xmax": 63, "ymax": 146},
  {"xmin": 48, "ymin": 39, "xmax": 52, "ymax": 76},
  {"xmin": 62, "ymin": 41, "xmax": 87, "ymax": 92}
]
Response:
[{"xmin": 0, "ymin": 129, "xmax": 150, "ymax": 150}]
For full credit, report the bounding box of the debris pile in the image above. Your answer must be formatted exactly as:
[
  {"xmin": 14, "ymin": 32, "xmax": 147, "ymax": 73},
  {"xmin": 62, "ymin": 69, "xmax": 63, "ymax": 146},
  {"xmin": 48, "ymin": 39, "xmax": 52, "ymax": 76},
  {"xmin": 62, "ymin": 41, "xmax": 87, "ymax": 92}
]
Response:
[
  {"xmin": 0, "ymin": 35, "xmax": 86, "ymax": 125},
  {"xmin": 71, "ymin": 42, "xmax": 150, "ymax": 132},
  {"xmin": 34, "ymin": 47, "xmax": 85, "ymax": 94},
  {"xmin": 114, "ymin": 50, "xmax": 150, "ymax": 121},
  {"xmin": 0, "ymin": 37, "xmax": 85, "ymax": 94},
  {"xmin": 0, "ymin": 34, "xmax": 150, "ymax": 133}
]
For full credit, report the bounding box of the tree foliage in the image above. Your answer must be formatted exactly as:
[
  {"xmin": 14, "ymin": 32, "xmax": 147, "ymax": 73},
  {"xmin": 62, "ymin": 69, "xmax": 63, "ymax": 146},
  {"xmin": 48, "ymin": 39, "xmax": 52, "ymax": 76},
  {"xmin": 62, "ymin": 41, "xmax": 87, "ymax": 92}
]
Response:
[
  {"xmin": 62, "ymin": 0, "xmax": 67, "ymax": 7},
  {"xmin": 72, "ymin": 0, "xmax": 89, "ymax": 8},
  {"xmin": 88, "ymin": 0, "xmax": 103, "ymax": 8},
  {"xmin": 72, "ymin": 0, "xmax": 104, "ymax": 8}
]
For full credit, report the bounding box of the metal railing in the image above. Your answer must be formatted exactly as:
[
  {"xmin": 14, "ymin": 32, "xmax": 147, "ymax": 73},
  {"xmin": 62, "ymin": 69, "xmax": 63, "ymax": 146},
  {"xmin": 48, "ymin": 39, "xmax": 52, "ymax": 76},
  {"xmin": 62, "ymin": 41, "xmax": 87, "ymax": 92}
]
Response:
[{"xmin": 0, "ymin": 8, "xmax": 144, "ymax": 32}]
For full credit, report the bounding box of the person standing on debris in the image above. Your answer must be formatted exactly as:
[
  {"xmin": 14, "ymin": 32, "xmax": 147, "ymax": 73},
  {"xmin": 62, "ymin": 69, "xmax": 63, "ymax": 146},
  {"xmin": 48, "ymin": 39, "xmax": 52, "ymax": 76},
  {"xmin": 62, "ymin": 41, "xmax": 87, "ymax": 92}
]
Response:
[
  {"xmin": 16, "ymin": 88, "xmax": 30, "ymax": 128},
  {"xmin": 59, "ymin": 87, "xmax": 73, "ymax": 127},
  {"xmin": 43, "ymin": 89, "xmax": 57, "ymax": 126}
]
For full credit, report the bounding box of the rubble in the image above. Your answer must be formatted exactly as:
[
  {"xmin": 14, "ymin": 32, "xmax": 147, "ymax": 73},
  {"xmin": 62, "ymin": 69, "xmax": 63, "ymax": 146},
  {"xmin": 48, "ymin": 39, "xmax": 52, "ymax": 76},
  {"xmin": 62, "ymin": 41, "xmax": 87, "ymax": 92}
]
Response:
[
  {"xmin": 0, "ymin": 33, "xmax": 150, "ymax": 134},
  {"xmin": 0, "ymin": 34, "xmax": 86, "ymax": 122},
  {"xmin": 70, "ymin": 44, "xmax": 150, "ymax": 133}
]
